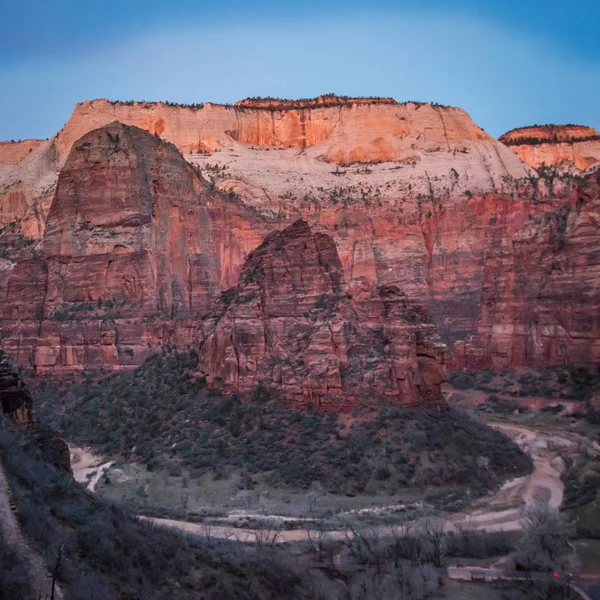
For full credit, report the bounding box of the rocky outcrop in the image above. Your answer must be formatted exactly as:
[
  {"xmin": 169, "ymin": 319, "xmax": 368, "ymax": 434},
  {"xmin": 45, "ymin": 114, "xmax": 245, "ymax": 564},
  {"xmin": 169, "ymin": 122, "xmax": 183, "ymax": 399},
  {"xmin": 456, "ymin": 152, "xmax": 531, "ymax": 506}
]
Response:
[
  {"xmin": 0, "ymin": 350, "xmax": 34, "ymax": 427},
  {"xmin": 454, "ymin": 171, "xmax": 600, "ymax": 369},
  {"xmin": 49, "ymin": 97, "xmax": 527, "ymax": 171},
  {"xmin": 0, "ymin": 122, "xmax": 271, "ymax": 371},
  {"xmin": 0, "ymin": 349, "xmax": 71, "ymax": 470},
  {"xmin": 0, "ymin": 139, "xmax": 44, "ymax": 165},
  {"xmin": 500, "ymin": 125, "xmax": 600, "ymax": 171},
  {"xmin": 200, "ymin": 219, "xmax": 447, "ymax": 408}
]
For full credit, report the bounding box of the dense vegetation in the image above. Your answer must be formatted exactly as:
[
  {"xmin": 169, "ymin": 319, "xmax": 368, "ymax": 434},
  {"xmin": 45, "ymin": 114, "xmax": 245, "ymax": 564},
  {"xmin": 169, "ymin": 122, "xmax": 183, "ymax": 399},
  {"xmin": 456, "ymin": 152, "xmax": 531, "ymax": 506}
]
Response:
[
  {"xmin": 0, "ymin": 420, "xmax": 563, "ymax": 600},
  {"xmin": 449, "ymin": 366, "xmax": 600, "ymax": 408},
  {"xmin": 562, "ymin": 455, "xmax": 600, "ymax": 539},
  {"xmin": 36, "ymin": 351, "xmax": 531, "ymax": 503},
  {"xmin": 0, "ymin": 423, "xmax": 314, "ymax": 600}
]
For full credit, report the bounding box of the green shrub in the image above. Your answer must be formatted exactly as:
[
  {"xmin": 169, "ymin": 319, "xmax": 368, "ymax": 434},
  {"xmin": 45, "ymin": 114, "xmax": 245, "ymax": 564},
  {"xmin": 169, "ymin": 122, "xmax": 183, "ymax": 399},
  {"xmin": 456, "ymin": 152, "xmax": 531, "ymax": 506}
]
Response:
[{"xmin": 35, "ymin": 351, "xmax": 532, "ymax": 503}]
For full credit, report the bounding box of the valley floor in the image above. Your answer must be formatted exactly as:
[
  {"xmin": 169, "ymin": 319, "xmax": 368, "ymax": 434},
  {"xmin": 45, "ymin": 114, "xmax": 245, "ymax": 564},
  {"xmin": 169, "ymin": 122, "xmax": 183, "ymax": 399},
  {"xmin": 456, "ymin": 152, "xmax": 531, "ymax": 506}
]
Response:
[{"xmin": 70, "ymin": 419, "xmax": 569, "ymax": 542}]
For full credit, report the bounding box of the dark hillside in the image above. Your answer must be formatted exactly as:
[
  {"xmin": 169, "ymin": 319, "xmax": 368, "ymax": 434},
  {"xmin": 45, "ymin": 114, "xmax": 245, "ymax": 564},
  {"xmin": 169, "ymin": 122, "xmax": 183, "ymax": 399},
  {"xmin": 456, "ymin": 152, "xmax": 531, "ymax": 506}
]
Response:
[{"xmin": 35, "ymin": 350, "xmax": 532, "ymax": 503}]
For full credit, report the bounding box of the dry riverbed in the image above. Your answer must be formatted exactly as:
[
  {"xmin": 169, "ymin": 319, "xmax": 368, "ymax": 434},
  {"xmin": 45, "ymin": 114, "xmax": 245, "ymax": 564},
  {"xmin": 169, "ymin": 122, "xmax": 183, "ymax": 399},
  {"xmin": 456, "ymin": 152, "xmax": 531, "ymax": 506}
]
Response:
[{"xmin": 69, "ymin": 418, "xmax": 589, "ymax": 543}]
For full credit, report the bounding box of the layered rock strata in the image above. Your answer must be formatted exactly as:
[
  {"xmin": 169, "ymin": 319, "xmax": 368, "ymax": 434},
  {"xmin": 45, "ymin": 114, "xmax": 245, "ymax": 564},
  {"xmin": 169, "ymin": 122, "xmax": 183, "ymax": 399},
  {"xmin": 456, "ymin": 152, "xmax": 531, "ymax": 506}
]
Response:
[
  {"xmin": 454, "ymin": 171, "xmax": 600, "ymax": 368},
  {"xmin": 200, "ymin": 219, "xmax": 447, "ymax": 408},
  {"xmin": 500, "ymin": 125, "xmax": 600, "ymax": 171},
  {"xmin": 0, "ymin": 122, "xmax": 270, "ymax": 372},
  {"xmin": 2, "ymin": 97, "xmax": 600, "ymax": 376},
  {"xmin": 51, "ymin": 97, "xmax": 527, "ymax": 170}
]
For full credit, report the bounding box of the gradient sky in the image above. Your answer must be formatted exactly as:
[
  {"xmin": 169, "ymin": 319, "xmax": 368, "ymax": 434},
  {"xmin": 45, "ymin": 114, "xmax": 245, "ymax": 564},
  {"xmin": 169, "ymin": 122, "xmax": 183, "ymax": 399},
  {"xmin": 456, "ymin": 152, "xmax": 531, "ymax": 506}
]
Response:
[{"xmin": 1, "ymin": 0, "xmax": 599, "ymax": 140}]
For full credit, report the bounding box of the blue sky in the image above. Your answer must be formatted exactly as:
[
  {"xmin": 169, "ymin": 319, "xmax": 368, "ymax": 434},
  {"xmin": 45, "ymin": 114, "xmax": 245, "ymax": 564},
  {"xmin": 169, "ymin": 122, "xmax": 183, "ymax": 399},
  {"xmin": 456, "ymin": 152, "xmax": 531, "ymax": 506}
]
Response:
[{"xmin": 1, "ymin": 0, "xmax": 599, "ymax": 140}]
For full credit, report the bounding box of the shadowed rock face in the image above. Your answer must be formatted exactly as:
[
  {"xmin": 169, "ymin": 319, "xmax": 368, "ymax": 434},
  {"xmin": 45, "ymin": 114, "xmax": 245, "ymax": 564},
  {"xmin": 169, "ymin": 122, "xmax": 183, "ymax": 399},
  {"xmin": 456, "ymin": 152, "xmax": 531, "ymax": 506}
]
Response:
[
  {"xmin": 454, "ymin": 171, "xmax": 600, "ymax": 369},
  {"xmin": 0, "ymin": 349, "xmax": 71, "ymax": 470},
  {"xmin": 0, "ymin": 350, "xmax": 33, "ymax": 427},
  {"xmin": 200, "ymin": 219, "xmax": 447, "ymax": 409}
]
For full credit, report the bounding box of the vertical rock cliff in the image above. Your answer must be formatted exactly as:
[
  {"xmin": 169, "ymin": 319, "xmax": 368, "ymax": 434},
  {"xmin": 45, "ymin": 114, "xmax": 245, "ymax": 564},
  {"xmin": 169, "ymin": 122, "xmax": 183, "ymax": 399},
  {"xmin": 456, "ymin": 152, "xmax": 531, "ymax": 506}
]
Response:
[
  {"xmin": 454, "ymin": 170, "xmax": 600, "ymax": 368},
  {"xmin": 200, "ymin": 219, "xmax": 447, "ymax": 408},
  {"xmin": 2, "ymin": 96, "xmax": 600, "ymax": 379},
  {"xmin": 1, "ymin": 123, "xmax": 229, "ymax": 370},
  {"xmin": 500, "ymin": 125, "xmax": 600, "ymax": 171}
]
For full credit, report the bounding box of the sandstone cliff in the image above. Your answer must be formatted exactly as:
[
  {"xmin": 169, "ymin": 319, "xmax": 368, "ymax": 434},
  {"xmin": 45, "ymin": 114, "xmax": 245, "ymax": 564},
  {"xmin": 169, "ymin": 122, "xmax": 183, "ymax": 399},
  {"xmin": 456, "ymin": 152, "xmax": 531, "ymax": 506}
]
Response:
[
  {"xmin": 0, "ymin": 139, "xmax": 45, "ymax": 165},
  {"xmin": 3, "ymin": 96, "xmax": 600, "ymax": 378},
  {"xmin": 200, "ymin": 219, "xmax": 447, "ymax": 408},
  {"xmin": 454, "ymin": 170, "xmax": 600, "ymax": 369},
  {"xmin": 0, "ymin": 122, "xmax": 271, "ymax": 372},
  {"xmin": 500, "ymin": 125, "xmax": 600, "ymax": 171},
  {"xmin": 51, "ymin": 97, "xmax": 527, "ymax": 173},
  {"xmin": 0, "ymin": 95, "xmax": 529, "ymax": 244}
]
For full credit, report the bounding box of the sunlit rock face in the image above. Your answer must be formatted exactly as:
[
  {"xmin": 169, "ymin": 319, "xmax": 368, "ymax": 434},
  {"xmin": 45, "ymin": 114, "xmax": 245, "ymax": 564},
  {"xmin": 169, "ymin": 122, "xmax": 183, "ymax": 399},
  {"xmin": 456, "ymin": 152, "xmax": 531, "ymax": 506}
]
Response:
[
  {"xmin": 500, "ymin": 125, "xmax": 600, "ymax": 171},
  {"xmin": 2, "ymin": 96, "xmax": 600, "ymax": 378},
  {"xmin": 200, "ymin": 219, "xmax": 447, "ymax": 409}
]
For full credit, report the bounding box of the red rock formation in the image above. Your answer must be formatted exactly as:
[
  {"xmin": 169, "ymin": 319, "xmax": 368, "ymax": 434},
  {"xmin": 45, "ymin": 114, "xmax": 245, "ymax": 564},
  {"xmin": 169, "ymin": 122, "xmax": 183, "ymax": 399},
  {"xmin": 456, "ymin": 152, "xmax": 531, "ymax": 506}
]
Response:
[
  {"xmin": 0, "ymin": 139, "xmax": 44, "ymax": 165},
  {"xmin": 49, "ymin": 97, "xmax": 526, "ymax": 167},
  {"xmin": 4, "ymin": 97, "xmax": 600, "ymax": 379},
  {"xmin": 200, "ymin": 219, "xmax": 447, "ymax": 408},
  {"xmin": 0, "ymin": 122, "xmax": 271, "ymax": 372},
  {"xmin": 454, "ymin": 170, "xmax": 600, "ymax": 369},
  {"xmin": 500, "ymin": 125, "xmax": 600, "ymax": 171}
]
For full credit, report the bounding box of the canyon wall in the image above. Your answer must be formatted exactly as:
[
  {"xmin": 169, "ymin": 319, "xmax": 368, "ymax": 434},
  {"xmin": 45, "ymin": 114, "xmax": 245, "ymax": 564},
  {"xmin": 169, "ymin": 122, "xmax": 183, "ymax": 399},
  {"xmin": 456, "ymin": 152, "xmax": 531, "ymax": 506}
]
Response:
[
  {"xmin": 0, "ymin": 95, "xmax": 528, "ymax": 244},
  {"xmin": 0, "ymin": 122, "xmax": 270, "ymax": 372},
  {"xmin": 454, "ymin": 170, "xmax": 600, "ymax": 369},
  {"xmin": 2, "ymin": 96, "xmax": 600, "ymax": 378},
  {"xmin": 200, "ymin": 219, "xmax": 446, "ymax": 408},
  {"xmin": 51, "ymin": 97, "xmax": 527, "ymax": 170},
  {"xmin": 500, "ymin": 125, "xmax": 600, "ymax": 171}
]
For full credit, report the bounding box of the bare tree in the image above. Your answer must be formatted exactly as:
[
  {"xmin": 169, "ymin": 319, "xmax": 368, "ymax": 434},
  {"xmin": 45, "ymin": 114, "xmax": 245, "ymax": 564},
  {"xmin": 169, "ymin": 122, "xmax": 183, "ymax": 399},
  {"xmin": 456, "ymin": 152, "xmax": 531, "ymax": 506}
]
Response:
[
  {"xmin": 349, "ymin": 563, "xmax": 439, "ymax": 600},
  {"xmin": 253, "ymin": 526, "xmax": 281, "ymax": 549},
  {"xmin": 515, "ymin": 503, "xmax": 578, "ymax": 579},
  {"xmin": 49, "ymin": 543, "xmax": 67, "ymax": 600},
  {"xmin": 306, "ymin": 527, "xmax": 337, "ymax": 568},
  {"xmin": 421, "ymin": 517, "xmax": 447, "ymax": 567},
  {"xmin": 339, "ymin": 520, "xmax": 388, "ymax": 575}
]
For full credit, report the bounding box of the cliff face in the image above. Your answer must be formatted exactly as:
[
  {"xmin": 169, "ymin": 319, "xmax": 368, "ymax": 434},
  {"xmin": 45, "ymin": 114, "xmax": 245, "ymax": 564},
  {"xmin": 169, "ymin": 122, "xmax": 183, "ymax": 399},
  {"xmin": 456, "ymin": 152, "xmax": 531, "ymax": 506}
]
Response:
[
  {"xmin": 0, "ymin": 139, "xmax": 45, "ymax": 165},
  {"xmin": 0, "ymin": 122, "xmax": 269, "ymax": 372},
  {"xmin": 500, "ymin": 125, "xmax": 600, "ymax": 171},
  {"xmin": 51, "ymin": 97, "xmax": 527, "ymax": 170},
  {"xmin": 2, "ymin": 97, "xmax": 600, "ymax": 380},
  {"xmin": 200, "ymin": 220, "xmax": 447, "ymax": 408},
  {"xmin": 41, "ymin": 121, "xmax": 219, "ymax": 317},
  {"xmin": 0, "ymin": 95, "xmax": 529, "ymax": 243},
  {"xmin": 454, "ymin": 171, "xmax": 600, "ymax": 369}
]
